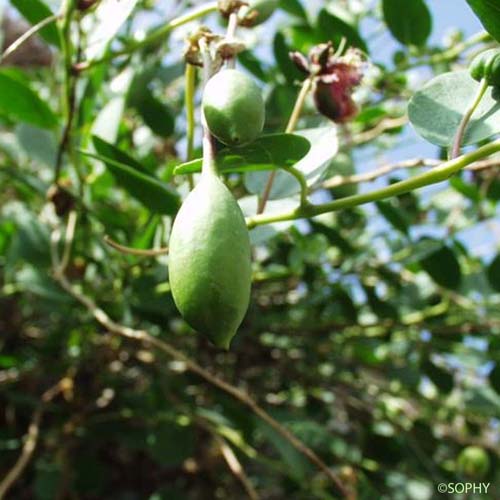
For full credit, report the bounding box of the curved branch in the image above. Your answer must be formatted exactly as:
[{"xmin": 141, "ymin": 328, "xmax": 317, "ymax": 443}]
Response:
[
  {"xmin": 104, "ymin": 235, "xmax": 169, "ymax": 256},
  {"xmin": 247, "ymin": 140, "xmax": 500, "ymax": 228}
]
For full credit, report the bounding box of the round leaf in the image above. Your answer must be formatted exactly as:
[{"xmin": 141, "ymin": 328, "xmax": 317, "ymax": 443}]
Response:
[{"xmin": 408, "ymin": 70, "xmax": 500, "ymax": 147}]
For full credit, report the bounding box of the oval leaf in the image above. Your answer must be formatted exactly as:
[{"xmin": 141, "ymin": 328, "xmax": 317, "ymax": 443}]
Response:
[
  {"xmin": 383, "ymin": 0, "xmax": 432, "ymax": 46},
  {"xmin": 174, "ymin": 133, "xmax": 311, "ymax": 175},
  {"xmin": 408, "ymin": 70, "xmax": 500, "ymax": 147},
  {"xmin": 0, "ymin": 69, "xmax": 57, "ymax": 128}
]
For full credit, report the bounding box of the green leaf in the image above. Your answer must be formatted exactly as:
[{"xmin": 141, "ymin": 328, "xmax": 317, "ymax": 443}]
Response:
[
  {"xmin": 11, "ymin": 0, "xmax": 61, "ymax": 47},
  {"xmin": 238, "ymin": 50, "xmax": 269, "ymax": 81},
  {"xmin": 278, "ymin": 0, "xmax": 307, "ymax": 19},
  {"xmin": 418, "ymin": 238, "xmax": 462, "ymax": 289},
  {"xmin": 92, "ymin": 135, "xmax": 146, "ymax": 171},
  {"xmin": 408, "ymin": 71, "xmax": 500, "ymax": 147},
  {"xmin": 487, "ymin": 254, "xmax": 500, "ymax": 292},
  {"xmin": 273, "ymin": 32, "xmax": 305, "ymax": 83},
  {"xmin": 382, "ymin": 0, "xmax": 432, "ymax": 46},
  {"xmin": 0, "ymin": 69, "xmax": 57, "ymax": 128},
  {"xmin": 466, "ymin": 0, "xmax": 500, "ymax": 42},
  {"xmin": 489, "ymin": 363, "xmax": 500, "ymax": 394},
  {"xmin": 317, "ymin": 9, "xmax": 368, "ymax": 53},
  {"xmin": 147, "ymin": 423, "xmax": 194, "ymax": 466},
  {"xmin": 34, "ymin": 459, "xmax": 62, "ymax": 500},
  {"xmin": 422, "ymin": 359, "xmax": 454, "ymax": 394},
  {"xmin": 245, "ymin": 127, "xmax": 338, "ymax": 199},
  {"xmin": 128, "ymin": 65, "xmax": 175, "ymax": 137},
  {"xmin": 376, "ymin": 200, "xmax": 409, "ymax": 235},
  {"xmin": 449, "ymin": 175, "xmax": 481, "ymax": 202},
  {"xmin": 174, "ymin": 133, "xmax": 310, "ymax": 175},
  {"xmin": 86, "ymin": 136, "xmax": 180, "ymax": 215},
  {"xmin": 258, "ymin": 416, "xmax": 312, "ymax": 481},
  {"xmin": 134, "ymin": 89, "xmax": 175, "ymax": 137}
]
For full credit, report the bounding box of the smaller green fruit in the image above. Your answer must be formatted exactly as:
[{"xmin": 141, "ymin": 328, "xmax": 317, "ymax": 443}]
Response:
[
  {"xmin": 469, "ymin": 48, "xmax": 500, "ymax": 87},
  {"xmin": 457, "ymin": 446, "xmax": 490, "ymax": 479},
  {"xmin": 202, "ymin": 69, "xmax": 265, "ymax": 146},
  {"xmin": 240, "ymin": 0, "xmax": 279, "ymax": 26}
]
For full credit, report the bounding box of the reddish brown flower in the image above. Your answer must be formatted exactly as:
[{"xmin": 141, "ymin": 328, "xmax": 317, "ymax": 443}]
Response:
[{"xmin": 290, "ymin": 42, "xmax": 365, "ymax": 123}]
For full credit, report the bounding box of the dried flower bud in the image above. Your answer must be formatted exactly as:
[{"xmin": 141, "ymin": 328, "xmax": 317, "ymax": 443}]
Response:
[
  {"xmin": 183, "ymin": 26, "xmax": 221, "ymax": 67},
  {"xmin": 290, "ymin": 44, "xmax": 365, "ymax": 123}
]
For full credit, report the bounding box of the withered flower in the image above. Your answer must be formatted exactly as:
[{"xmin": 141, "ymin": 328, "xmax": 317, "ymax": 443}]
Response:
[{"xmin": 290, "ymin": 42, "xmax": 365, "ymax": 123}]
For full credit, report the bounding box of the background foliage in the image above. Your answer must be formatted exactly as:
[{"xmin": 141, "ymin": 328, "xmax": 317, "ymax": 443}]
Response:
[{"xmin": 0, "ymin": 0, "xmax": 499, "ymax": 499}]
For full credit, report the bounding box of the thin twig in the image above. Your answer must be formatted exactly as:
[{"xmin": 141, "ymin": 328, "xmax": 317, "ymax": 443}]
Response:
[
  {"xmin": 0, "ymin": 14, "xmax": 60, "ymax": 64},
  {"xmin": 450, "ymin": 78, "xmax": 489, "ymax": 159},
  {"xmin": 257, "ymin": 77, "xmax": 313, "ymax": 214},
  {"xmin": 0, "ymin": 382, "xmax": 64, "ymax": 499},
  {"xmin": 320, "ymin": 156, "xmax": 500, "ymax": 190},
  {"xmin": 321, "ymin": 158, "xmax": 440, "ymax": 189},
  {"xmin": 50, "ymin": 225, "xmax": 348, "ymax": 497},
  {"xmin": 104, "ymin": 235, "xmax": 169, "ymax": 256},
  {"xmin": 213, "ymin": 433, "xmax": 260, "ymax": 500},
  {"xmin": 350, "ymin": 116, "xmax": 407, "ymax": 145}
]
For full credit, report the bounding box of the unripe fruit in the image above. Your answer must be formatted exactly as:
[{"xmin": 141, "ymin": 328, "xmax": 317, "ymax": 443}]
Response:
[
  {"xmin": 469, "ymin": 48, "xmax": 500, "ymax": 87},
  {"xmin": 202, "ymin": 69, "xmax": 265, "ymax": 146},
  {"xmin": 457, "ymin": 446, "xmax": 490, "ymax": 479},
  {"xmin": 168, "ymin": 172, "xmax": 252, "ymax": 349}
]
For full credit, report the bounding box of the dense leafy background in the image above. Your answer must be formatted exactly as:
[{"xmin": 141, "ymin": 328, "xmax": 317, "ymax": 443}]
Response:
[{"xmin": 0, "ymin": 0, "xmax": 499, "ymax": 499}]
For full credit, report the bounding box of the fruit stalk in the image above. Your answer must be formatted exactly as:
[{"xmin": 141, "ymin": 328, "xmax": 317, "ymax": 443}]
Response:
[
  {"xmin": 199, "ymin": 38, "xmax": 218, "ymax": 177},
  {"xmin": 450, "ymin": 77, "xmax": 489, "ymax": 159},
  {"xmin": 225, "ymin": 11, "xmax": 240, "ymax": 69}
]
